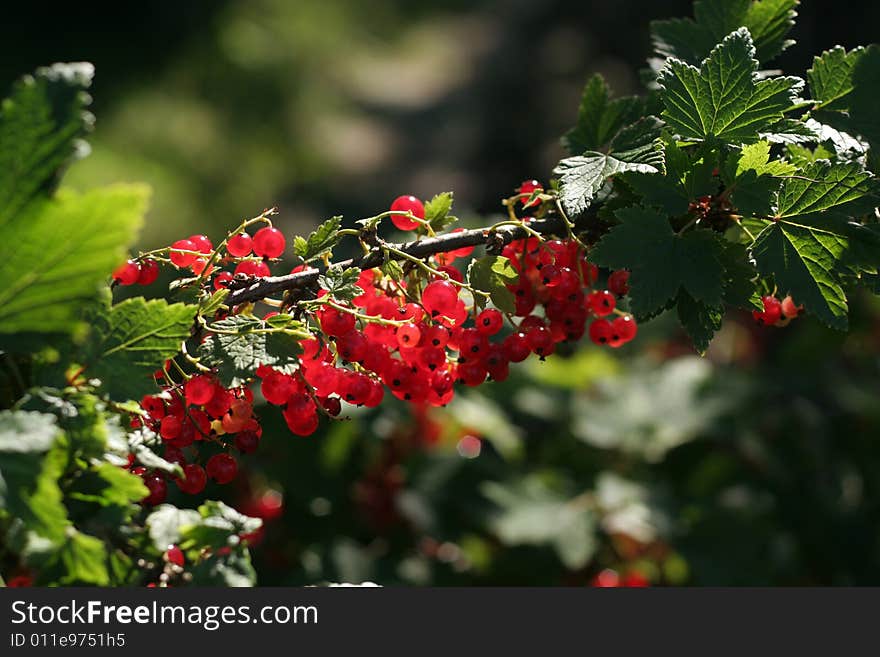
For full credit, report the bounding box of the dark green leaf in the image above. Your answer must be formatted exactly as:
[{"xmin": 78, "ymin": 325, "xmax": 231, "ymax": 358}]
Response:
[
  {"xmin": 562, "ymin": 74, "xmax": 645, "ymax": 155},
  {"xmin": 200, "ymin": 314, "xmax": 306, "ymax": 387},
  {"xmin": 658, "ymin": 28, "xmax": 803, "ymax": 144},
  {"xmin": 555, "ymin": 117, "xmax": 665, "ymax": 216},
  {"xmin": 651, "ymin": 0, "xmax": 798, "ymax": 66},
  {"xmin": 677, "ymin": 291, "xmax": 723, "ymax": 354},
  {"xmin": 84, "ymin": 297, "xmax": 196, "ymax": 401},
  {"xmin": 590, "ymin": 206, "xmax": 725, "ymax": 318},
  {"xmin": 751, "ymin": 221, "xmax": 848, "ymax": 329},
  {"xmin": 774, "ymin": 161, "xmax": 878, "ymax": 218}
]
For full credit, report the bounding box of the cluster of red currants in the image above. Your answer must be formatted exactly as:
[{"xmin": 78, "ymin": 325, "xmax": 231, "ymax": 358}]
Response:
[
  {"xmin": 112, "ymin": 258, "xmax": 159, "ymax": 286},
  {"xmin": 752, "ymin": 294, "xmax": 803, "ymax": 327},
  {"xmin": 133, "ymin": 372, "xmax": 260, "ymax": 505},
  {"xmin": 122, "ymin": 186, "xmax": 641, "ymax": 499}
]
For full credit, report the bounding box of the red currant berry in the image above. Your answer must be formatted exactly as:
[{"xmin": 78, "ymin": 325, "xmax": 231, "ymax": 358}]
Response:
[
  {"xmin": 589, "ymin": 319, "xmax": 613, "ymax": 346},
  {"xmin": 319, "ymin": 306, "xmax": 356, "ymax": 337},
  {"xmin": 612, "ymin": 315, "xmax": 638, "ymax": 344},
  {"xmin": 390, "ymin": 195, "xmax": 425, "ymax": 231},
  {"xmin": 421, "ymin": 280, "xmax": 459, "ymax": 318},
  {"xmin": 396, "ymin": 323, "xmax": 421, "ymax": 349},
  {"xmin": 159, "ymin": 415, "xmax": 182, "ymax": 440},
  {"xmin": 138, "ymin": 260, "xmax": 161, "ymax": 286},
  {"xmin": 587, "ymin": 290, "xmax": 616, "ymax": 317},
  {"xmin": 113, "ymin": 260, "xmax": 141, "ymax": 285},
  {"xmin": 526, "ymin": 325, "xmax": 554, "ymax": 357},
  {"xmin": 206, "ymin": 453, "xmax": 238, "ymax": 484},
  {"xmin": 321, "ymin": 396, "xmax": 342, "ymax": 416},
  {"xmin": 592, "ymin": 569, "xmax": 620, "ymax": 587},
  {"xmin": 519, "ymin": 179, "xmax": 543, "ymax": 207},
  {"xmin": 189, "ymin": 234, "xmax": 213, "ymax": 254},
  {"xmin": 176, "ymin": 463, "xmax": 207, "ymax": 494},
  {"xmin": 164, "ymin": 545, "xmax": 185, "ymax": 567},
  {"xmin": 214, "ymin": 271, "xmax": 234, "ymax": 290},
  {"xmin": 607, "ymin": 269, "xmax": 630, "ymax": 296},
  {"xmin": 235, "ymin": 430, "xmax": 260, "ymax": 454},
  {"xmin": 184, "ymin": 375, "xmax": 215, "ymax": 406},
  {"xmin": 227, "ymin": 232, "xmax": 253, "ymax": 257},
  {"xmin": 502, "ymin": 332, "xmax": 531, "ymax": 362},
  {"xmin": 476, "ymin": 308, "xmax": 504, "ymax": 336},
  {"xmin": 781, "ymin": 295, "xmax": 802, "ymax": 318},
  {"xmin": 252, "ymin": 226, "xmax": 286, "ymax": 258},
  {"xmin": 142, "ymin": 473, "xmax": 167, "ymax": 506},
  {"xmin": 170, "ymin": 239, "xmax": 198, "ymax": 268},
  {"xmin": 753, "ymin": 295, "xmax": 782, "ymax": 326},
  {"xmin": 234, "ymin": 259, "xmax": 271, "ymax": 278}
]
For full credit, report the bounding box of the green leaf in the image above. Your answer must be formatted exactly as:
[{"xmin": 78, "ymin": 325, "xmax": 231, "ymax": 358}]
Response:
[
  {"xmin": 626, "ymin": 139, "xmax": 717, "ymax": 215},
  {"xmin": 318, "ymin": 266, "xmax": 363, "ymax": 302},
  {"xmin": 555, "ymin": 117, "xmax": 665, "ymax": 216},
  {"xmin": 92, "ymin": 463, "xmax": 148, "ymax": 506},
  {"xmin": 562, "ymin": 74, "xmax": 646, "ymax": 155},
  {"xmin": 651, "ymin": 0, "xmax": 798, "ymax": 66},
  {"xmin": 677, "ymin": 291, "xmax": 723, "ymax": 354},
  {"xmin": 57, "ymin": 529, "xmax": 109, "ymax": 585},
  {"xmin": 482, "ymin": 475, "xmax": 597, "ymax": 570},
  {"xmin": 0, "ymin": 185, "xmax": 148, "ymax": 342},
  {"xmin": 751, "ymin": 221, "xmax": 848, "ymax": 329},
  {"xmin": 145, "ymin": 503, "xmax": 202, "ymax": 551},
  {"xmin": 718, "ymin": 241, "xmax": 762, "ymax": 310},
  {"xmin": 84, "ymin": 297, "xmax": 197, "ymax": 401},
  {"xmin": 722, "ymin": 141, "xmax": 794, "ymax": 217},
  {"xmin": 774, "ymin": 161, "xmax": 878, "ymax": 219},
  {"xmin": 199, "ymin": 289, "xmax": 230, "ymax": 316},
  {"xmin": 590, "ymin": 206, "xmax": 725, "ymax": 318},
  {"xmin": 424, "ymin": 192, "xmax": 457, "ymax": 231},
  {"xmin": 810, "ymin": 45, "xmax": 880, "ymax": 151},
  {"xmin": 199, "ymin": 314, "xmax": 306, "ymax": 387},
  {"xmin": 294, "ymin": 216, "xmax": 342, "ymax": 262},
  {"xmin": 0, "ymin": 62, "xmax": 95, "ymax": 224},
  {"xmin": 658, "ymin": 28, "xmax": 803, "ymax": 144},
  {"xmin": 467, "ymin": 255, "xmax": 519, "ymax": 314}
]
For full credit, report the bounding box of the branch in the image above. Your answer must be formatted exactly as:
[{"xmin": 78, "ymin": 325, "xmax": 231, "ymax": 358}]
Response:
[{"xmin": 226, "ymin": 215, "xmax": 571, "ymax": 307}]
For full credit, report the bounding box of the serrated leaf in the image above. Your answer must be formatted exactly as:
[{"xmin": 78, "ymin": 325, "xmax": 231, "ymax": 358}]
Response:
[
  {"xmin": 775, "ymin": 161, "xmax": 877, "ymax": 218},
  {"xmin": 199, "ymin": 314, "xmax": 305, "ymax": 387},
  {"xmin": 651, "ymin": 0, "xmax": 798, "ymax": 66},
  {"xmin": 658, "ymin": 29, "xmax": 803, "ymax": 144},
  {"xmin": 722, "ymin": 141, "xmax": 794, "ymax": 217},
  {"xmin": 562, "ymin": 74, "xmax": 646, "ymax": 155},
  {"xmin": 759, "ymin": 118, "xmax": 821, "ymax": 145},
  {"xmin": 751, "ymin": 221, "xmax": 848, "ymax": 329},
  {"xmin": 124, "ymin": 427, "xmax": 183, "ymax": 477},
  {"xmin": 0, "ymin": 62, "xmax": 95, "ymax": 224},
  {"xmin": 180, "ymin": 500, "xmax": 262, "ymax": 552},
  {"xmin": 83, "ymin": 297, "xmax": 196, "ymax": 401},
  {"xmin": 90, "ymin": 463, "xmax": 149, "ymax": 507},
  {"xmin": 295, "ymin": 216, "xmax": 342, "ymax": 262},
  {"xmin": 318, "ymin": 266, "xmax": 363, "ymax": 302},
  {"xmin": 424, "ymin": 192, "xmax": 457, "ymax": 231},
  {"xmin": 718, "ymin": 241, "xmax": 762, "ymax": 309},
  {"xmin": 677, "ymin": 291, "xmax": 723, "ymax": 354},
  {"xmin": 810, "ymin": 45, "xmax": 880, "ymax": 151},
  {"xmin": 555, "ymin": 117, "xmax": 665, "ymax": 216},
  {"xmin": 189, "ymin": 546, "xmax": 256, "ymax": 587},
  {"xmin": 0, "ymin": 185, "xmax": 148, "ymax": 343},
  {"xmin": 590, "ymin": 206, "xmax": 725, "ymax": 318},
  {"xmin": 467, "ymin": 255, "xmax": 519, "ymax": 314},
  {"xmin": 626, "ymin": 139, "xmax": 717, "ymax": 215}
]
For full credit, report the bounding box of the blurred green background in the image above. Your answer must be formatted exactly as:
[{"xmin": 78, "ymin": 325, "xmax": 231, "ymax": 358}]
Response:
[{"xmin": 5, "ymin": 0, "xmax": 880, "ymax": 585}]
